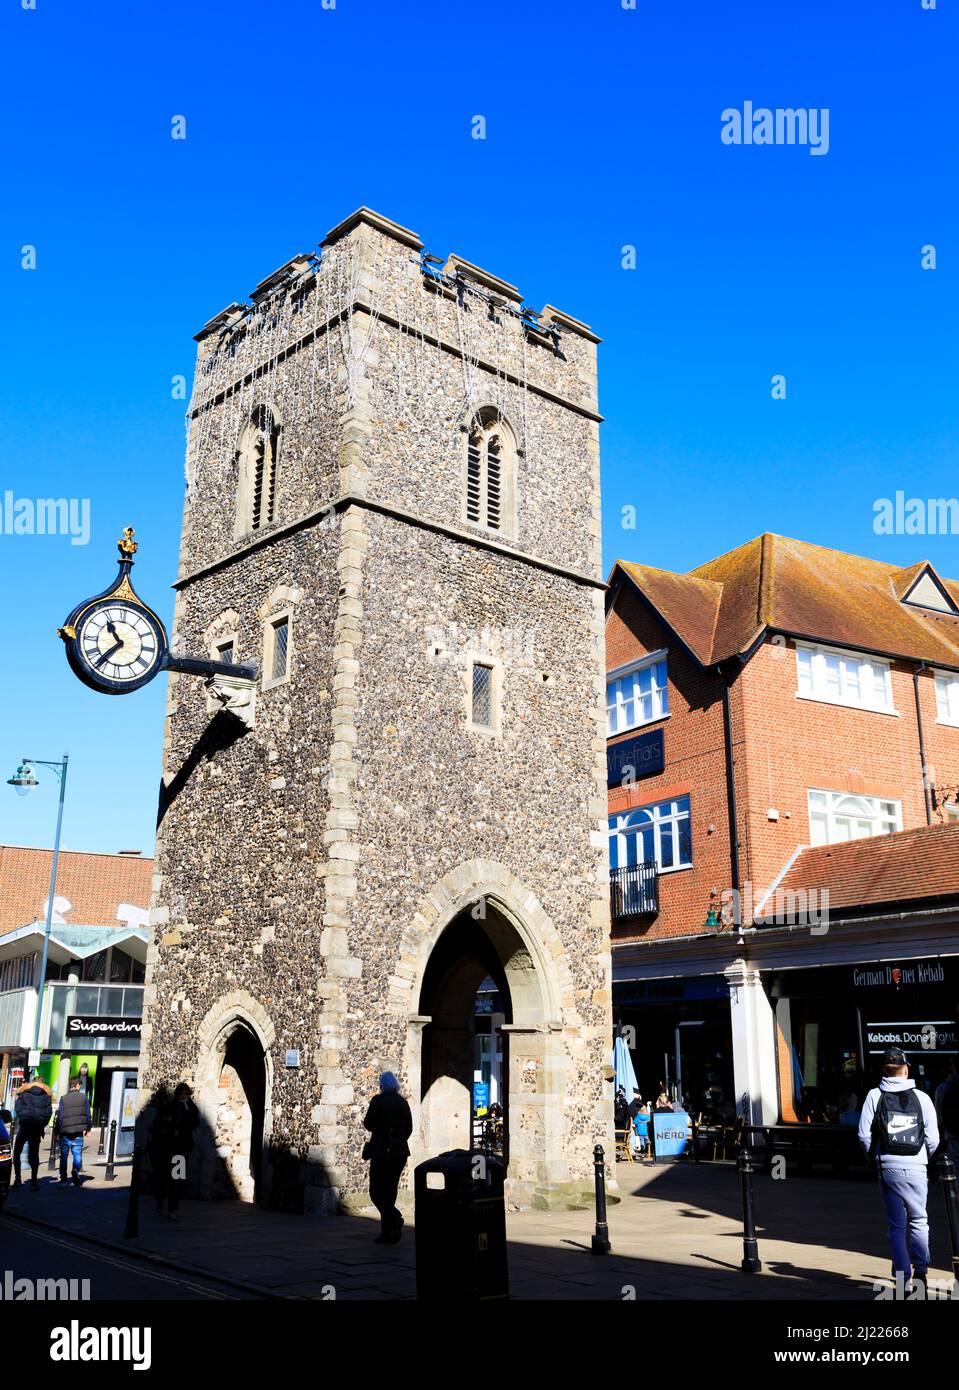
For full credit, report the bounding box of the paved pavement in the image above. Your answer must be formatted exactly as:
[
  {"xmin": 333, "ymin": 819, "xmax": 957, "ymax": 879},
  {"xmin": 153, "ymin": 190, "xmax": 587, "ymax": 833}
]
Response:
[
  {"xmin": 4, "ymin": 1150, "xmax": 956, "ymax": 1300},
  {"xmin": 0, "ymin": 1217, "xmax": 263, "ymax": 1300}
]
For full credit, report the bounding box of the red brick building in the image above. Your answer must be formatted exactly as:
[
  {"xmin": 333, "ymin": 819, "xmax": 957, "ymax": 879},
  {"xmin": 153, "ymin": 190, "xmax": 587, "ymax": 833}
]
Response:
[{"xmin": 606, "ymin": 533, "xmax": 959, "ymax": 1129}]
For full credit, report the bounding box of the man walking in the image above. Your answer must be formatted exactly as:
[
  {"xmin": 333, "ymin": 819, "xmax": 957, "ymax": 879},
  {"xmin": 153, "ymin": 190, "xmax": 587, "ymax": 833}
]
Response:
[
  {"xmin": 57, "ymin": 1076, "xmax": 92, "ymax": 1188},
  {"xmin": 13, "ymin": 1077, "xmax": 53, "ymax": 1191},
  {"xmin": 858, "ymin": 1046, "xmax": 940, "ymax": 1293}
]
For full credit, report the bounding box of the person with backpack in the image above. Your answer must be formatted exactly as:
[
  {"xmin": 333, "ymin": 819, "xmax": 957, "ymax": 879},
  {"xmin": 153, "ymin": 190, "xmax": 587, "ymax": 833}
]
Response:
[
  {"xmin": 12, "ymin": 1077, "xmax": 53, "ymax": 1191},
  {"xmin": 57, "ymin": 1076, "xmax": 92, "ymax": 1188},
  {"xmin": 935, "ymin": 1057, "xmax": 959, "ymax": 1170},
  {"xmin": 858, "ymin": 1046, "xmax": 940, "ymax": 1290}
]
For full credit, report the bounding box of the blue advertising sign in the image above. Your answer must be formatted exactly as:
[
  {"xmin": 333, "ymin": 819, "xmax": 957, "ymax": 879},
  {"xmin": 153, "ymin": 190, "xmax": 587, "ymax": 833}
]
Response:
[
  {"xmin": 473, "ymin": 1083, "xmax": 490, "ymax": 1113},
  {"xmin": 651, "ymin": 1109, "xmax": 689, "ymax": 1160},
  {"xmin": 607, "ymin": 728, "xmax": 665, "ymax": 788}
]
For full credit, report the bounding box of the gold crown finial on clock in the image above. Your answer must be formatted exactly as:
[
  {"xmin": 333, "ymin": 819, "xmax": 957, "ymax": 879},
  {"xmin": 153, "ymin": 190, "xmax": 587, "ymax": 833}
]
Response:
[{"xmin": 118, "ymin": 527, "xmax": 138, "ymax": 559}]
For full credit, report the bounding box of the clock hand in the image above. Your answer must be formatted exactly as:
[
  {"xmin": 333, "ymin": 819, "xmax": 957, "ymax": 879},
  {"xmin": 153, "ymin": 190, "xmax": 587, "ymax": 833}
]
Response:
[{"xmin": 94, "ymin": 639, "xmax": 124, "ymax": 668}]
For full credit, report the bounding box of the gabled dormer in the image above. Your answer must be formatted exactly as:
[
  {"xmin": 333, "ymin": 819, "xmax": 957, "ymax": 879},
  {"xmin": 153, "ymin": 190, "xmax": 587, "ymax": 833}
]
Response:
[{"xmin": 893, "ymin": 561, "xmax": 959, "ymax": 616}]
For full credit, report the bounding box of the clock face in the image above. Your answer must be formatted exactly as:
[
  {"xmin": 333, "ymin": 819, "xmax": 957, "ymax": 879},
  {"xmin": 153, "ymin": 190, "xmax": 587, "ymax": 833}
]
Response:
[{"xmin": 70, "ymin": 599, "xmax": 166, "ymax": 694}]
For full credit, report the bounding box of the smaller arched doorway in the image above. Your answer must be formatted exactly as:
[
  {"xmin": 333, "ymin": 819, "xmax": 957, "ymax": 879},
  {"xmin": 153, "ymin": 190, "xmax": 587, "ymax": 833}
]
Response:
[{"xmin": 209, "ymin": 1021, "xmax": 267, "ymax": 1203}]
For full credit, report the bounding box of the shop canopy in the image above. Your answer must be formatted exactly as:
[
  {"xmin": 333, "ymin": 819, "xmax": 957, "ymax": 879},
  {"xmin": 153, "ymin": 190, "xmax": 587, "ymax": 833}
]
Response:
[{"xmin": 0, "ymin": 922, "xmax": 149, "ymax": 968}]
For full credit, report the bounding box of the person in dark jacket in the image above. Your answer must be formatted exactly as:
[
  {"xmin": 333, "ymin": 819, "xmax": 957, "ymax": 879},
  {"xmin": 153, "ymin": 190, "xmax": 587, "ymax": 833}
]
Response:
[
  {"xmin": 13, "ymin": 1079, "xmax": 53, "ymax": 1190},
  {"xmin": 149, "ymin": 1082, "xmax": 200, "ymax": 1220},
  {"xmin": 363, "ymin": 1071, "xmax": 413, "ymax": 1244},
  {"xmin": 57, "ymin": 1077, "xmax": 92, "ymax": 1188}
]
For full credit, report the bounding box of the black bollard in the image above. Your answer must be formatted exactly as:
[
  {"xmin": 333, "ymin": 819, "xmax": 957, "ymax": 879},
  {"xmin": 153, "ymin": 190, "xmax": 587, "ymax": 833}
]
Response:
[
  {"xmin": 124, "ymin": 1146, "xmax": 141, "ymax": 1239},
  {"xmin": 738, "ymin": 1145, "xmax": 763, "ymax": 1273},
  {"xmin": 939, "ymin": 1152, "xmax": 959, "ymax": 1285},
  {"xmin": 47, "ymin": 1119, "xmax": 58, "ymax": 1171},
  {"xmin": 105, "ymin": 1119, "xmax": 118, "ymax": 1181},
  {"xmin": 591, "ymin": 1143, "xmax": 612, "ymax": 1255},
  {"xmin": 97, "ymin": 1122, "xmax": 105, "ymax": 1157}
]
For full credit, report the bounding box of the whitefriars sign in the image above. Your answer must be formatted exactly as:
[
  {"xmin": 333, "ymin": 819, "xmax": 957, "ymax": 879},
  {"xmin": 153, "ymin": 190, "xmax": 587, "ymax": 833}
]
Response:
[{"xmin": 66, "ymin": 1016, "xmax": 142, "ymax": 1039}]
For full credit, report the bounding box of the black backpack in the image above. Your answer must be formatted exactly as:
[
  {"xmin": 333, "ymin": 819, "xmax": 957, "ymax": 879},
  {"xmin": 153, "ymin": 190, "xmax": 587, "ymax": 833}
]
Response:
[{"xmin": 871, "ymin": 1090, "xmax": 926, "ymax": 1157}]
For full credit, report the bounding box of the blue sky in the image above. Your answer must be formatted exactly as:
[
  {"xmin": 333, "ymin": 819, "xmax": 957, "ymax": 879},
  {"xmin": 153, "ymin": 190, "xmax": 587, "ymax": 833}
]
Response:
[{"xmin": 1, "ymin": 0, "xmax": 955, "ymax": 855}]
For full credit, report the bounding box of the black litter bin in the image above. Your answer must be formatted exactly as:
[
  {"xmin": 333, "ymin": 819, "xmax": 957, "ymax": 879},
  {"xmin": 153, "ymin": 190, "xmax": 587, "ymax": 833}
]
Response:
[{"xmin": 414, "ymin": 1148, "xmax": 508, "ymax": 1300}]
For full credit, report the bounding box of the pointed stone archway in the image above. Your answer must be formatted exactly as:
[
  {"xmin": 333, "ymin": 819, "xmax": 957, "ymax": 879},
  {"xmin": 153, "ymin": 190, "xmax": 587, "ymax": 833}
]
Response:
[
  {"xmin": 193, "ymin": 991, "xmax": 275, "ymax": 1203},
  {"xmin": 392, "ymin": 861, "xmax": 585, "ymax": 1206}
]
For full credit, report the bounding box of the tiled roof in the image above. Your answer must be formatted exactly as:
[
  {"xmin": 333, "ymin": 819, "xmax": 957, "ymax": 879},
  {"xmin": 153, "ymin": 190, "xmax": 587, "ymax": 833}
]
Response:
[
  {"xmin": 613, "ymin": 533, "xmax": 959, "ymax": 669},
  {"xmin": 0, "ymin": 845, "xmax": 153, "ymax": 937},
  {"xmin": 770, "ymin": 824, "xmax": 959, "ymax": 916}
]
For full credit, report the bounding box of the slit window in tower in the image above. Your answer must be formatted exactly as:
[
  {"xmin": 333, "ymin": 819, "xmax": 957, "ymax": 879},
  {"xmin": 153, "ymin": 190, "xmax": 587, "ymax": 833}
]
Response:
[
  {"xmin": 271, "ymin": 617, "xmax": 289, "ymax": 682},
  {"xmin": 251, "ymin": 431, "xmax": 276, "ymax": 530},
  {"xmin": 236, "ymin": 404, "xmax": 279, "ymax": 539},
  {"xmin": 471, "ymin": 661, "xmax": 494, "ymax": 729},
  {"xmin": 462, "ymin": 409, "xmax": 516, "ymax": 537},
  {"xmin": 486, "ymin": 437, "xmax": 501, "ymax": 530},
  {"xmin": 466, "ymin": 432, "xmax": 482, "ymax": 522}
]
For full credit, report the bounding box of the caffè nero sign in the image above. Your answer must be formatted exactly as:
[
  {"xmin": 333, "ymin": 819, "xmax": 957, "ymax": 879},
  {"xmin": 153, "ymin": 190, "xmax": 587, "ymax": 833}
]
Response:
[{"xmin": 852, "ymin": 961, "xmax": 946, "ymax": 989}]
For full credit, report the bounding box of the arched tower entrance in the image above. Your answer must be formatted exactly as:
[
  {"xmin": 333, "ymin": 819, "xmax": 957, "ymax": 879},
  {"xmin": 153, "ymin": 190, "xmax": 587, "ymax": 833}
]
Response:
[
  {"xmin": 417, "ymin": 907, "xmax": 516, "ymax": 1164},
  {"xmin": 399, "ymin": 865, "xmax": 580, "ymax": 1205}
]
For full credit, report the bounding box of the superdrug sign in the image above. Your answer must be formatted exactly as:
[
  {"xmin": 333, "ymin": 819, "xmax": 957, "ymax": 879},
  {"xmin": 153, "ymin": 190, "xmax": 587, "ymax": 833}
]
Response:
[{"xmin": 66, "ymin": 1016, "xmax": 142, "ymax": 1039}]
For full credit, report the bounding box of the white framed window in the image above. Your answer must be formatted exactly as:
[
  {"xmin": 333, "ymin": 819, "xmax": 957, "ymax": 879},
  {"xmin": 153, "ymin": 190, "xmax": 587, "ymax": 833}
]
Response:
[
  {"xmin": 608, "ymin": 796, "xmax": 692, "ymax": 873},
  {"xmin": 795, "ymin": 641, "xmax": 894, "ymax": 713},
  {"xmin": 262, "ymin": 611, "xmax": 292, "ymax": 690},
  {"xmin": 464, "ymin": 408, "xmax": 517, "ymax": 537},
  {"xmin": 934, "ymin": 671, "xmax": 959, "ymax": 726},
  {"xmin": 606, "ymin": 653, "xmax": 668, "ymax": 735},
  {"xmin": 807, "ymin": 788, "xmax": 902, "ymax": 846},
  {"xmin": 943, "ymin": 800, "xmax": 959, "ymax": 824},
  {"xmin": 214, "ymin": 637, "xmax": 235, "ymax": 665}
]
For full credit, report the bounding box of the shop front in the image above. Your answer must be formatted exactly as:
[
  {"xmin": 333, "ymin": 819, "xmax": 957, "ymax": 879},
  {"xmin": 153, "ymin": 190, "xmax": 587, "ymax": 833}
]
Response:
[
  {"xmin": 769, "ymin": 956, "xmax": 958, "ymax": 1128},
  {"xmin": 0, "ymin": 924, "xmax": 147, "ymax": 1126},
  {"xmin": 614, "ymin": 974, "xmax": 734, "ymax": 1117}
]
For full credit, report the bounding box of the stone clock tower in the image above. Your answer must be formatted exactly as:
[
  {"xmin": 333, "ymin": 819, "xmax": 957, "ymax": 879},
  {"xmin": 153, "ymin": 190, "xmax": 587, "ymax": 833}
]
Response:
[{"xmin": 139, "ymin": 207, "xmax": 613, "ymax": 1213}]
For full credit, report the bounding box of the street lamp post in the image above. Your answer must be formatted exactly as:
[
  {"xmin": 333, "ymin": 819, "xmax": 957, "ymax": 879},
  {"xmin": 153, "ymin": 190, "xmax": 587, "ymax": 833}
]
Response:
[{"xmin": 6, "ymin": 754, "xmax": 69, "ymax": 1070}]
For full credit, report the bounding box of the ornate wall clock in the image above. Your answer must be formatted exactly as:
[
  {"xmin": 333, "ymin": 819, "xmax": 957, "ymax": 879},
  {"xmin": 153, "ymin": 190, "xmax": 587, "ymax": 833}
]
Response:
[{"xmin": 59, "ymin": 528, "xmax": 255, "ymax": 696}]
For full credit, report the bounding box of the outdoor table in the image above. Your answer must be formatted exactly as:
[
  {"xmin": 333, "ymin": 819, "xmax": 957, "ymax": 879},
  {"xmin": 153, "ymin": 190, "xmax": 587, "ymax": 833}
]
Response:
[{"xmin": 743, "ymin": 1122, "xmax": 866, "ymax": 1173}]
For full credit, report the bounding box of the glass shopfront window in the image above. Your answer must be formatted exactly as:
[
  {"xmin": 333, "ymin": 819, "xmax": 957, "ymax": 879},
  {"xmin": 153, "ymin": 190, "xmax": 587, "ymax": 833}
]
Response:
[
  {"xmin": 613, "ymin": 977, "xmax": 733, "ymax": 1117},
  {"xmin": 771, "ymin": 959, "xmax": 958, "ymax": 1126}
]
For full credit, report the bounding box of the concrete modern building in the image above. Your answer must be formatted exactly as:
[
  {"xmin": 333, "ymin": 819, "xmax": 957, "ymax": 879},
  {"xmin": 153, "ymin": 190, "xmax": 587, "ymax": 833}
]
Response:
[
  {"xmin": 604, "ymin": 534, "xmax": 959, "ymax": 1134},
  {"xmin": 0, "ymin": 846, "xmax": 151, "ymax": 1116},
  {"xmin": 139, "ymin": 208, "xmax": 614, "ymax": 1213}
]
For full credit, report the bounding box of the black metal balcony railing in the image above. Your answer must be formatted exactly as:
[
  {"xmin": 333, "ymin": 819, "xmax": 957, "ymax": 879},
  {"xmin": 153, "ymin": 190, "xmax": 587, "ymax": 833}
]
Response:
[{"xmin": 610, "ymin": 862, "xmax": 659, "ymax": 919}]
